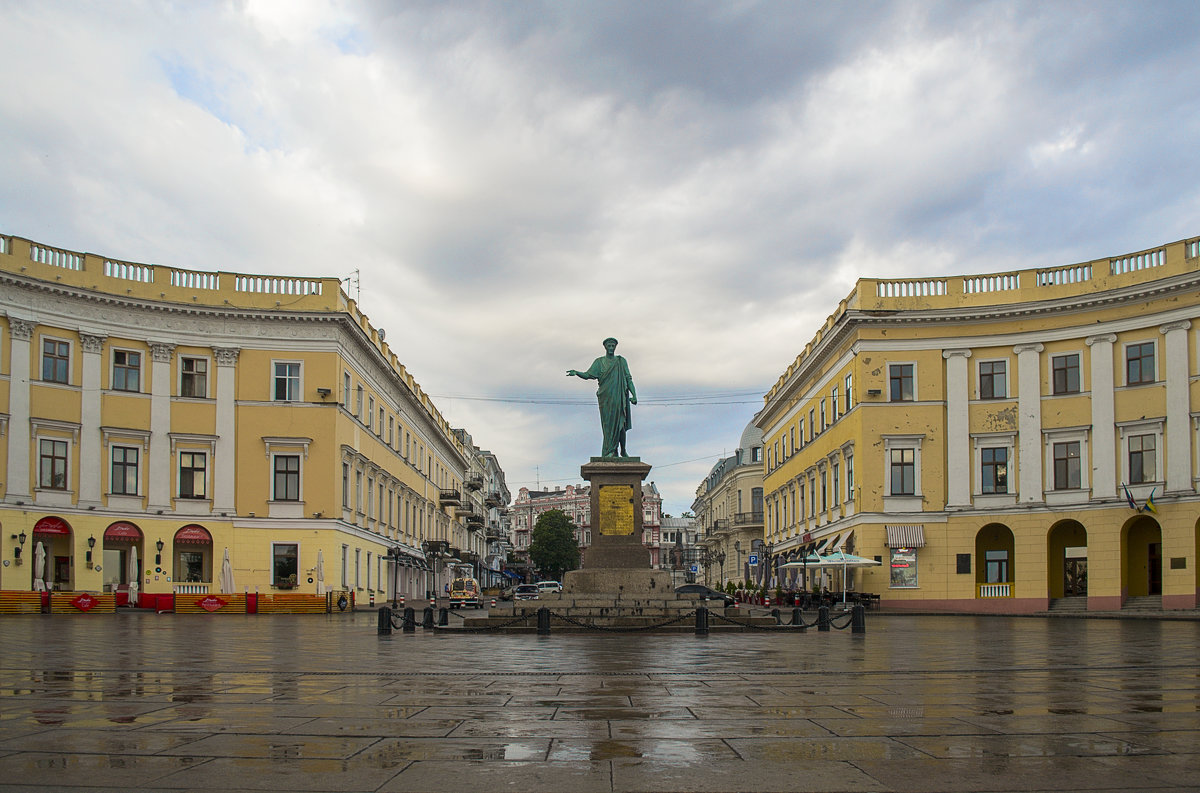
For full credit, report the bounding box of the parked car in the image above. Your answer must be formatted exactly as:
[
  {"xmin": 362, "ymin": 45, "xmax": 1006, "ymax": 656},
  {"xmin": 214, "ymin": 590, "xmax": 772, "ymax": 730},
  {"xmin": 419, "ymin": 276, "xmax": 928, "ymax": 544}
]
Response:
[
  {"xmin": 448, "ymin": 577, "xmax": 482, "ymax": 608},
  {"xmin": 536, "ymin": 581, "xmax": 563, "ymax": 594},
  {"xmin": 675, "ymin": 583, "xmax": 736, "ymax": 607},
  {"xmin": 513, "ymin": 584, "xmax": 540, "ymax": 601}
]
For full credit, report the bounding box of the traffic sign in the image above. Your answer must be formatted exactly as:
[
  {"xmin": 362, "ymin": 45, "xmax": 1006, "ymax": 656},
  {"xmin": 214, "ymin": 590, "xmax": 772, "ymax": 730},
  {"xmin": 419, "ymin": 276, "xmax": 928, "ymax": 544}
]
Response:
[
  {"xmin": 689, "ymin": 565, "xmax": 698, "ymax": 573},
  {"xmin": 748, "ymin": 554, "xmax": 759, "ymax": 565}
]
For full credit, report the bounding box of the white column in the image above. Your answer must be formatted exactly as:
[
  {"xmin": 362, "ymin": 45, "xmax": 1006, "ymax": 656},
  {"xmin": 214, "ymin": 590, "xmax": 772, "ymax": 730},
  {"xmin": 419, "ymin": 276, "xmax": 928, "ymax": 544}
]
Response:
[
  {"xmin": 213, "ymin": 347, "xmax": 240, "ymax": 513},
  {"xmin": 147, "ymin": 342, "xmax": 175, "ymax": 511},
  {"xmin": 1161, "ymin": 321, "xmax": 1192, "ymax": 493},
  {"xmin": 5, "ymin": 319, "xmax": 34, "ymax": 502},
  {"xmin": 1014, "ymin": 343, "xmax": 1044, "ymax": 503},
  {"xmin": 77, "ymin": 333, "xmax": 106, "ymax": 507},
  {"xmin": 943, "ymin": 349, "xmax": 972, "ymax": 507},
  {"xmin": 1086, "ymin": 334, "xmax": 1117, "ymax": 499}
]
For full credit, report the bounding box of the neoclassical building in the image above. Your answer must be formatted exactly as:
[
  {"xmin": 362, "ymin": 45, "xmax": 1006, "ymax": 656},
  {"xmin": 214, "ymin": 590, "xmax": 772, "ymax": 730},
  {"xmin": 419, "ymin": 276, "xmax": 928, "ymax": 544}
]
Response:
[
  {"xmin": 0, "ymin": 233, "xmax": 506, "ymax": 605},
  {"xmin": 757, "ymin": 234, "xmax": 1200, "ymax": 612},
  {"xmin": 693, "ymin": 421, "xmax": 764, "ymax": 588}
]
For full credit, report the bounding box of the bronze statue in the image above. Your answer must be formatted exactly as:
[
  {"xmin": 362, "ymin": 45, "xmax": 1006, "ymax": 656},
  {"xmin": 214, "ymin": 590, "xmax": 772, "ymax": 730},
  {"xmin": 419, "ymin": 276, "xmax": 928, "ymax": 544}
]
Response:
[{"xmin": 567, "ymin": 337, "xmax": 638, "ymax": 457}]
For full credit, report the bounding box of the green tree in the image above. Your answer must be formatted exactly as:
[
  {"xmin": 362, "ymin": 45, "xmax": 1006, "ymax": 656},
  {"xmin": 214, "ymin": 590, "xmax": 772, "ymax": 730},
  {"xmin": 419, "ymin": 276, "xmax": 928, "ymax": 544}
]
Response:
[{"xmin": 528, "ymin": 509, "xmax": 580, "ymax": 579}]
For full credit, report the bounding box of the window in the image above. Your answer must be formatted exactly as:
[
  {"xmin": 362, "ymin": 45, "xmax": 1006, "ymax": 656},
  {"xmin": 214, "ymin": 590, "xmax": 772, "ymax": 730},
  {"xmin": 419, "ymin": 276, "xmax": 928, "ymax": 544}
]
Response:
[
  {"xmin": 343, "ymin": 371, "xmax": 351, "ymax": 406},
  {"xmin": 179, "ymin": 452, "xmax": 207, "ymax": 498},
  {"xmin": 404, "ymin": 431, "xmax": 410, "ymax": 459},
  {"xmin": 981, "ymin": 447, "xmax": 1008, "ymax": 494},
  {"xmin": 341, "ymin": 545, "xmax": 348, "ymax": 588},
  {"xmin": 1126, "ymin": 342, "xmax": 1155, "ymax": 385},
  {"xmin": 42, "ymin": 339, "xmax": 70, "ymax": 383},
  {"xmin": 832, "ymin": 461, "xmax": 840, "ymax": 505},
  {"xmin": 979, "ymin": 361, "xmax": 1006, "ymax": 399},
  {"xmin": 355, "ymin": 385, "xmax": 364, "ymax": 418},
  {"xmin": 845, "ymin": 374, "xmax": 853, "ymax": 413},
  {"xmin": 890, "ymin": 448, "xmax": 915, "ymax": 495},
  {"xmin": 1052, "ymin": 354, "xmax": 1080, "ymax": 395},
  {"xmin": 181, "ymin": 357, "xmax": 208, "ymax": 397},
  {"xmin": 820, "ymin": 469, "xmax": 828, "ymax": 512},
  {"xmin": 1053, "ymin": 442, "xmax": 1080, "ymax": 490},
  {"xmin": 985, "ymin": 550, "xmax": 1009, "ymax": 584},
  {"xmin": 388, "ymin": 416, "xmax": 394, "ymax": 445},
  {"xmin": 366, "ymin": 477, "xmax": 374, "ymax": 518},
  {"xmin": 889, "ymin": 364, "xmax": 914, "ymax": 401},
  {"xmin": 378, "ymin": 407, "xmax": 385, "ymax": 435},
  {"xmin": 890, "ymin": 548, "xmax": 918, "ymax": 588},
  {"xmin": 273, "ymin": 362, "xmax": 300, "ymax": 401},
  {"xmin": 809, "ymin": 478, "xmax": 816, "ymax": 517},
  {"xmin": 1129, "ymin": 434, "xmax": 1156, "ymax": 484},
  {"xmin": 366, "ymin": 552, "xmax": 372, "ymax": 591},
  {"xmin": 355, "ymin": 548, "xmax": 361, "ymax": 589},
  {"xmin": 820, "ymin": 399, "xmax": 827, "ymax": 431},
  {"xmin": 798, "ymin": 419, "xmax": 805, "ymax": 448},
  {"xmin": 846, "ymin": 454, "xmax": 854, "ymax": 496},
  {"xmin": 355, "ymin": 470, "xmax": 363, "ymax": 513},
  {"xmin": 831, "ymin": 386, "xmax": 839, "ymax": 422},
  {"xmin": 751, "ymin": 446, "xmax": 761, "ymax": 463},
  {"xmin": 111, "ymin": 446, "xmax": 139, "ymax": 495},
  {"xmin": 342, "ymin": 463, "xmax": 350, "ymax": 508},
  {"xmin": 368, "ymin": 396, "xmax": 374, "ymax": 427},
  {"xmin": 789, "ymin": 425, "xmax": 796, "ymax": 454},
  {"xmin": 179, "ymin": 551, "xmax": 204, "ymax": 582},
  {"xmin": 272, "ymin": 543, "xmax": 299, "ymax": 588},
  {"xmin": 39, "ymin": 439, "xmax": 68, "ymax": 489},
  {"xmin": 112, "ymin": 350, "xmax": 141, "ymax": 392},
  {"xmin": 273, "ymin": 454, "xmax": 300, "ymax": 501},
  {"xmin": 808, "ymin": 409, "xmax": 815, "ymax": 440}
]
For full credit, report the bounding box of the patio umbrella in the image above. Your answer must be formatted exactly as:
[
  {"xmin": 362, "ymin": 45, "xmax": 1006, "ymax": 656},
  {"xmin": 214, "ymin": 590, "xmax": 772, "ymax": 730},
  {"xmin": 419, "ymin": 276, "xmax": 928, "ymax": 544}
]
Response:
[
  {"xmin": 127, "ymin": 546, "xmax": 139, "ymax": 607},
  {"xmin": 219, "ymin": 547, "xmax": 235, "ymax": 593},
  {"xmin": 807, "ymin": 551, "xmax": 880, "ymax": 602},
  {"xmin": 33, "ymin": 541, "xmax": 46, "ymax": 591},
  {"xmin": 315, "ymin": 548, "xmax": 325, "ymax": 595}
]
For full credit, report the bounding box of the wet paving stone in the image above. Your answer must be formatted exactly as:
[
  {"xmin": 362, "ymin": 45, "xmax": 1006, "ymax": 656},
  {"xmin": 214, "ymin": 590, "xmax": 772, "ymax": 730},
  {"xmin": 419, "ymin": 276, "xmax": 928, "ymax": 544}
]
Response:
[{"xmin": 0, "ymin": 611, "xmax": 1197, "ymax": 791}]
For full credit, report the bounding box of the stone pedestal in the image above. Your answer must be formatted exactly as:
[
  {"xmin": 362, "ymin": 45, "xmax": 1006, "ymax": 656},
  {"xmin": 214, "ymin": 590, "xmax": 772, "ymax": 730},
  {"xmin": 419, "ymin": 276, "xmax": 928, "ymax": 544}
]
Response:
[{"xmin": 563, "ymin": 458, "xmax": 672, "ymax": 597}]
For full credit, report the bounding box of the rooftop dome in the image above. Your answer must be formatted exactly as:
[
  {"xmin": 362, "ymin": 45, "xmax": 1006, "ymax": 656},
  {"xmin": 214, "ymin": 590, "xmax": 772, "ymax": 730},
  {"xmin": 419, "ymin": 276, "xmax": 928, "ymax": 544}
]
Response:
[{"xmin": 738, "ymin": 420, "xmax": 762, "ymax": 455}]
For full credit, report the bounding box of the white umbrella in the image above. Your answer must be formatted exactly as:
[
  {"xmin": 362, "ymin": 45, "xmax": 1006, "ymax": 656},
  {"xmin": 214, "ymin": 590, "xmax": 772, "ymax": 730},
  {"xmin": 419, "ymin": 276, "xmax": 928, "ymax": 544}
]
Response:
[
  {"xmin": 806, "ymin": 551, "xmax": 880, "ymax": 602},
  {"xmin": 219, "ymin": 547, "xmax": 235, "ymax": 593},
  {"xmin": 315, "ymin": 549, "xmax": 326, "ymax": 595},
  {"xmin": 33, "ymin": 541, "xmax": 46, "ymax": 591},
  {"xmin": 127, "ymin": 546, "xmax": 139, "ymax": 607}
]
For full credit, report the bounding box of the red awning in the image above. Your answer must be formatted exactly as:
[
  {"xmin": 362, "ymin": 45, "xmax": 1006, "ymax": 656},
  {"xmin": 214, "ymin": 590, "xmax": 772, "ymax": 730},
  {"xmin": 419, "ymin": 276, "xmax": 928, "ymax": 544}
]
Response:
[
  {"xmin": 104, "ymin": 521, "xmax": 143, "ymax": 541},
  {"xmin": 33, "ymin": 516, "xmax": 72, "ymax": 535},
  {"xmin": 175, "ymin": 525, "xmax": 212, "ymax": 545}
]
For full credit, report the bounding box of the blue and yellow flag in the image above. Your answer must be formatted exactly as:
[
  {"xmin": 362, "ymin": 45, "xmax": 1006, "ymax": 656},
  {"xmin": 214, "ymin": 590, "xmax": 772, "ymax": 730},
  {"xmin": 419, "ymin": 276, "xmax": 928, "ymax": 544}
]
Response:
[{"xmin": 1143, "ymin": 487, "xmax": 1158, "ymax": 514}]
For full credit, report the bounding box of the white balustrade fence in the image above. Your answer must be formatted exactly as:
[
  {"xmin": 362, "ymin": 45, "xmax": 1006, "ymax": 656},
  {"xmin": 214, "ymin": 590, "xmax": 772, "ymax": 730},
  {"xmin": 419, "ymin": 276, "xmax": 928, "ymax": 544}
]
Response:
[
  {"xmin": 1111, "ymin": 248, "xmax": 1165, "ymax": 275},
  {"xmin": 963, "ymin": 273, "xmax": 1020, "ymax": 293},
  {"xmin": 1036, "ymin": 263, "xmax": 1092, "ymax": 286},
  {"xmin": 170, "ymin": 269, "xmax": 220, "ymax": 290},
  {"xmin": 104, "ymin": 259, "xmax": 155, "ymax": 283},
  {"xmin": 875, "ymin": 279, "xmax": 947, "ymax": 298},
  {"xmin": 235, "ymin": 275, "xmax": 324, "ymax": 295},
  {"xmin": 30, "ymin": 244, "xmax": 83, "ymax": 270}
]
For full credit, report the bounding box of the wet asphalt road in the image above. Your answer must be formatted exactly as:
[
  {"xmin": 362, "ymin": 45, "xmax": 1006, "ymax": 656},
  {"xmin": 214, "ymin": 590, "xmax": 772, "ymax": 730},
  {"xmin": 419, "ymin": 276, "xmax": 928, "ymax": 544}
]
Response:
[{"xmin": 0, "ymin": 610, "xmax": 1197, "ymax": 792}]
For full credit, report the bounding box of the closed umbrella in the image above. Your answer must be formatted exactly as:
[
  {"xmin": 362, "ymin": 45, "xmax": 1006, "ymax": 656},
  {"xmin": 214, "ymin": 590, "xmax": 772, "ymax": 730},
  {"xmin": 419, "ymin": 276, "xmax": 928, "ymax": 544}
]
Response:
[
  {"xmin": 33, "ymin": 541, "xmax": 46, "ymax": 591},
  {"xmin": 219, "ymin": 547, "xmax": 235, "ymax": 593},
  {"xmin": 127, "ymin": 546, "xmax": 139, "ymax": 607},
  {"xmin": 315, "ymin": 549, "xmax": 325, "ymax": 595}
]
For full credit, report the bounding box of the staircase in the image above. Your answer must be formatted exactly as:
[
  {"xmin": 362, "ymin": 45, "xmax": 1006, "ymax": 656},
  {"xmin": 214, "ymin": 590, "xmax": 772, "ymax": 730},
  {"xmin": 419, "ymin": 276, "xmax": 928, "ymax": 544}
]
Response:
[
  {"xmin": 1122, "ymin": 595, "xmax": 1163, "ymax": 612},
  {"xmin": 1048, "ymin": 596, "xmax": 1087, "ymax": 612}
]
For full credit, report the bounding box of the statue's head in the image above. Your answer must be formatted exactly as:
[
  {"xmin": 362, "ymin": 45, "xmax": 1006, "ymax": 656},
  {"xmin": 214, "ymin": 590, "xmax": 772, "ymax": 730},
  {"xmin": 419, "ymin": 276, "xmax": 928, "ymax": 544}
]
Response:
[{"xmin": 603, "ymin": 337, "xmax": 618, "ymax": 352}]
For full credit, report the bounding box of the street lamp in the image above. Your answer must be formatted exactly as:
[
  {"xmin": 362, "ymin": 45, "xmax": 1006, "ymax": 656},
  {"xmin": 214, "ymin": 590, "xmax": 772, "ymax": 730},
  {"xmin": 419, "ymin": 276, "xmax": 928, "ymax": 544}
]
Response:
[
  {"xmin": 734, "ymin": 540, "xmax": 742, "ymax": 583},
  {"xmin": 714, "ymin": 548, "xmax": 726, "ymax": 587},
  {"xmin": 86, "ymin": 535, "xmax": 96, "ymax": 568}
]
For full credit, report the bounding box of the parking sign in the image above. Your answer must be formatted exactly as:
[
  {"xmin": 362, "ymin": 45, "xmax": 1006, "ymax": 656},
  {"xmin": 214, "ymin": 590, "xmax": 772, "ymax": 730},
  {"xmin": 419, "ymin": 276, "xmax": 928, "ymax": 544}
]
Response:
[{"xmin": 748, "ymin": 554, "xmax": 759, "ymax": 565}]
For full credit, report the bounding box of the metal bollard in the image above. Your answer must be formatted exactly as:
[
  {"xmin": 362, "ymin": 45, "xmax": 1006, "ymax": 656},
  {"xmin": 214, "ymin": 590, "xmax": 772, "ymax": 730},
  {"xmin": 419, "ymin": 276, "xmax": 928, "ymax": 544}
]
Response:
[
  {"xmin": 402, "ymin": 607, "xmax": 416, "ymax": 632},
  {"xmin": 438, "ymin": 607, "xmax": 449, "ymax": 626},
  {"xmin": 398, "ymin": 596, "xmax": 405, "ymax": 609},
  {"xmin": 536, "ymin": 607, "xmax": 551, "ymax": 635},
  {"xmin": 490, "ymin": 598, "xmax": 496, "ymax": 608},
  {"xmin": 851, "ymin": 603, "xmax": 866, "ymax": 634},
  {"xmin": 792, "ymin": 607, "xmax": 805, "ymax": 631},
  {"xmin": 422, "ymin": 606, "xmax": 434, "ymax": 628},
  {"xmin": 771, "ymin": 608, "xmax": 781, "ymax": 625},
  {"xmin": 429, "ymin": 597, "xmax": 436, "ymax": 609},
  {"xmin": 377, "ymin": 606, "xmax": 392, "ymax": 635},
  {"xmin": 818, "ymin": 605, "xmax": 831, "ymax": 631},
  {"xmin": 695, "ymin": 606, "xmax": 709, "ymax": 635}
]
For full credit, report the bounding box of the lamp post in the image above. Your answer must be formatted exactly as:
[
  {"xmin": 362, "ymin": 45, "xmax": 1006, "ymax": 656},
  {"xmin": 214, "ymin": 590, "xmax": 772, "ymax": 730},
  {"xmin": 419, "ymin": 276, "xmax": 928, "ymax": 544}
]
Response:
[
  {"xmin": 13, "ymin": 530, "xmax": 27, "ymax": 563},
  {"xmin": 155, "ymin": 538, "xmax": 164, "ymax": 566},
  {"xmin": 714, "ymin": 548, "xmax": 726, "ymax": 588},
  {"xmin": 734, "ymin": 540, "xmax": 742, "ymax": 584},
  {"xmin": 762, "ymin": 541, "xmax": 773, "ymax": 591},
  {"xmin": 86, "ymin": 535, "xmax": 96, "ymax": 568}
]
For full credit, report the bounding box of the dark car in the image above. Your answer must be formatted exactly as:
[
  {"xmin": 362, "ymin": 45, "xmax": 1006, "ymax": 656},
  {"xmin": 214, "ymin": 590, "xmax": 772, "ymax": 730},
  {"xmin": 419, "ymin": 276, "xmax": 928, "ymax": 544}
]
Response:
[{"xmin": 675, "ymin": 583, "xmax": 736, "ymax": 607}]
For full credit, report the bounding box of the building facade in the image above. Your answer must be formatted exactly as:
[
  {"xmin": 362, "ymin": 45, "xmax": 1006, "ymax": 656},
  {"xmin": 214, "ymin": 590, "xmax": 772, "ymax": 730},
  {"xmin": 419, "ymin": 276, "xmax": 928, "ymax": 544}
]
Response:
[
  {"xmin": 0, "ymin": 233, "xmax": 507, "ymax": 605},
  {"xmin": 693, "ymin": 421, "xmax": 764, "ymax": 588},
  {"xmin": 756, "ymin": 235, "xmax": 1200, "ymax": 612}
]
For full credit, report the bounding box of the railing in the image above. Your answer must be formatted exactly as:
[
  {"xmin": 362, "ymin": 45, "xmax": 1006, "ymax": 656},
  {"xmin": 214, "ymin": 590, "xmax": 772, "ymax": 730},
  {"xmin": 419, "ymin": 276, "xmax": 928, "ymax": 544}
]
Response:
[
  {"xmin": 1036, "ymin": 263, "xmax": 1091, "ymax": 286},
  {"xmin": 876, "ymin": 278, "xmax": 947, "ymax": 298},
  {"xmin": 170, "ymin": 268, "xmax": 220, "ymax": 290},
  {"xmin": 977, "ymin": 582, "xmax": 1012, "ymax": 598},
  {"xmin": 30, "ymin": 243, "xmax": 83, "ymax": 271},
  {"xmin": 104, "ymin": 259, "xmax": 155, "ymax": 283},
  {"xmin": 963, "ymin": 272, "xmax": 1020, "ymax": 294},
  {"xmin": 235, "ymin": 275, "xmax": 324, "ymax": 295},
  {"xmin": 733, "ymin": 511, "xmax": 764, "ymax": 526},
  {"xmin": 174, "ymin": 583, "xmax": 211, "ymax": 595},
  {"xmin": 1111, "ymin": 248, "xmax": 1165, "ymax": 275}
]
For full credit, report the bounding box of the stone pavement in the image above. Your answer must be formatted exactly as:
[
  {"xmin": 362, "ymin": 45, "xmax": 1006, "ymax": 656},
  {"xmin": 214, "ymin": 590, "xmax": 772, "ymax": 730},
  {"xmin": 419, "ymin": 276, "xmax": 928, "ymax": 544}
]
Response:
[{"xmin": 0, "ymin": 610, "xmax": 1197, "ymax": 792}]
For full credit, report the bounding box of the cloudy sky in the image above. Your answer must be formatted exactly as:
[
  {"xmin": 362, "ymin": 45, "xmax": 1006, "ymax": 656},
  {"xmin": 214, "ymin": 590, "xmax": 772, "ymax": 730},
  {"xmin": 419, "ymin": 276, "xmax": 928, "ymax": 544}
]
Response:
[{"xmin": 3, "ymin": 1, "xmax": 1199, "ymax": 516}]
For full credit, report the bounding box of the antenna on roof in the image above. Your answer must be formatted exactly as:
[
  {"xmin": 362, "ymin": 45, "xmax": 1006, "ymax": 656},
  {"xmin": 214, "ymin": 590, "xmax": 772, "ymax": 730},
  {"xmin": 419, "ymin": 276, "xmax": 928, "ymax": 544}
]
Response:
[{"xmin": 342, "ymin": 269, "xmax": 361, "ymax": 303}]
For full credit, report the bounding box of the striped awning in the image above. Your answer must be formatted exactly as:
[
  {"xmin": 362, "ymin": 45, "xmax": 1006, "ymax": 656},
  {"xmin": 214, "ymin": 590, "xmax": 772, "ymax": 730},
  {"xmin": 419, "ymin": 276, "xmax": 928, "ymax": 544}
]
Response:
[{"xmin": 886, "ymin": 525, "xmax": 926, "ymax": 548}]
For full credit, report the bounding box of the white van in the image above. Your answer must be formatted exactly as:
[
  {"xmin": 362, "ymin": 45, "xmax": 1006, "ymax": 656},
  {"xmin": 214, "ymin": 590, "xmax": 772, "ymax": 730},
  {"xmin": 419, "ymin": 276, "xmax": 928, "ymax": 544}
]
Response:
[{"xmin": 536, "ymin": 581, "xmax": 562, "ymax": 594}]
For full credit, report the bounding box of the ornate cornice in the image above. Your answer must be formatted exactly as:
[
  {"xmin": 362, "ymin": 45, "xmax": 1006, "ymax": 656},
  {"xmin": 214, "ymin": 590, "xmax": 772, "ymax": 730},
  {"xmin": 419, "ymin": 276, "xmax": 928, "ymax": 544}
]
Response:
[
  {"xmin": 150, "ymin": 342, "xmax": 176, "ymax": 363},
  {"xmin": 1160, "ymin": 319, "xmax": 1192, "ymax": 334},
  {"xmin": 8, "ymin": 317, "xmax": 35, "ymax": 340},
  {"xmin": 213, "ymin": 347, "xmax": 241, "ymax": 367},
  {"xmin": 79, "ymin": 333, "xmax": 106, "ymax": 354}
]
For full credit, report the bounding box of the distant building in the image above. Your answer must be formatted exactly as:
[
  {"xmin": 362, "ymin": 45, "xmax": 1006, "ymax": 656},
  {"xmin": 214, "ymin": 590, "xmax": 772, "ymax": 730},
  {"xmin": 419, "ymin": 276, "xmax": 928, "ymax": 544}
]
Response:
[
  {"xmin": 693, "ymin": 422, "xmax": 765, "ymax": 588},
  {"xmin": 757, "ymin": 234, "xmax": 1200, "ymax": 612}
]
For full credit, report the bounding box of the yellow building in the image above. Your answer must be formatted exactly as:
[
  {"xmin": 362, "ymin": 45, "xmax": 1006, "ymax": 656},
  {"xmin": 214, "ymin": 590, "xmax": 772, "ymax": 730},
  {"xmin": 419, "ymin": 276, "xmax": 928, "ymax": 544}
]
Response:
[
  {"xmin": 693, "ymin": 421, "xmax": 764, "ymax": 589},
  {"xmin": 757, "ymin": 235, "xmax": 1200, "ymax": 612},
  {"xmin": 0, "ymin": 234, "xmax": 497, "ymax": 608}
]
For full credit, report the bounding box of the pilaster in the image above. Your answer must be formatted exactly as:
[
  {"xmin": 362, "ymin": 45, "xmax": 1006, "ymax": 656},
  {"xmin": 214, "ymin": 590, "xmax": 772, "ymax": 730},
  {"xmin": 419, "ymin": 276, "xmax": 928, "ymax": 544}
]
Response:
[
  {"xmin": 4, "ymin": 318, "xmax": 34, "ymax": 501},
  {"xmin": 943, "ymin": 349, "xmax": 972, "ymax": 507},
  {"xmin": 1086, "ymin": 333, "xmax": 1117, "ymax": 498},
  {"xmin": 147, "ymin": 342, "xmax": 175, "ymax": 511},
  {"xmin": 213, "ymin": 347, "xmax": 240, "ymax": 513},
  {"xmin": 1013, "ymin": 343, "xmax": 1044, "ymax": 503},
  {"xmin": 77, "ymin": 333, "xmax": 106, "ymax": 507},
  {"xmin": 1161, "ymin": 321, "xmax": 1192, "ymax": 493}
]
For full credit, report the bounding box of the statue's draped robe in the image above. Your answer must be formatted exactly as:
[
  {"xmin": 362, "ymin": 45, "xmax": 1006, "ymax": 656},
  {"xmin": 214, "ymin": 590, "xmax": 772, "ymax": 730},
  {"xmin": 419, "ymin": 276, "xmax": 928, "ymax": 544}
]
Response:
[{"xmin": 583, "ymin": 354, "xmax": 634, "ymax": 457}]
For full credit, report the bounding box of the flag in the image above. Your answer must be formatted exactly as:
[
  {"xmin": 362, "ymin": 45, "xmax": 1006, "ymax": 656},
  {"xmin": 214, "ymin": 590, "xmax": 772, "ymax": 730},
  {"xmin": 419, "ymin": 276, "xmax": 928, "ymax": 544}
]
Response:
[
  {"xmin": 1123, "ymin": 483, "xmax": 1139, "ymax": 512},
  {"xmin": 1143, "ymin": 488, "xmax": 1158, "ymax": 514}
]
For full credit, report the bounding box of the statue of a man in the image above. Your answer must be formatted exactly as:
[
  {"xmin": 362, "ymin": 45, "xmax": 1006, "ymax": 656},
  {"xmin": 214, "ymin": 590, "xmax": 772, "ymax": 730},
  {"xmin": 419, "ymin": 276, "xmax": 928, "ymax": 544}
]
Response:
[{"xmin": 567, "ymin": 337, "xmax": 638, "ymax": 457}]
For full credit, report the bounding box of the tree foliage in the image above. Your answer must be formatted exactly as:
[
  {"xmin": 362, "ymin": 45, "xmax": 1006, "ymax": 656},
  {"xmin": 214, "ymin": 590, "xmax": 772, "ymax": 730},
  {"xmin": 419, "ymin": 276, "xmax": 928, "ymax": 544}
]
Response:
[{"xmin": 528, "ymin": 509, "xmax": 580, "ymax": 579}]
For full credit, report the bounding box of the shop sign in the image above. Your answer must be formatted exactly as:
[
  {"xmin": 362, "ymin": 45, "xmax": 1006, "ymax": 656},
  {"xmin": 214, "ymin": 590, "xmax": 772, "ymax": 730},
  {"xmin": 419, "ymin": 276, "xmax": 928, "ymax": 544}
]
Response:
[
  {"xmin": 198, "ymin": 595, "xmax": 227, "ymax": 612},
  {"xmin": 71, "ymin": 593, "xmax": 98, "ymax": 612},
  {"xmin": 34, "ymin": 516, "xmax": 72, "ymax": 535},
  {"xmin": 104, "ymin": 522, "xmax": 142, "ymax": 541}
]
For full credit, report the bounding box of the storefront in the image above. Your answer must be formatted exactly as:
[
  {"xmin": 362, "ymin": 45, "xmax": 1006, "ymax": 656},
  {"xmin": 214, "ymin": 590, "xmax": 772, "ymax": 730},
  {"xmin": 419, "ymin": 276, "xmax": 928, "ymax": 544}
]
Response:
[
  {"xmin": 102, "ymin": 521, "xmax": 143, "ymax": 605},
  {"xmin": 172, "ymin": 524, "xmax": 212, "ymax": 587},
  {"xmin": 32, "ymin": 516, "xmax": 73, "ymax": 591}
]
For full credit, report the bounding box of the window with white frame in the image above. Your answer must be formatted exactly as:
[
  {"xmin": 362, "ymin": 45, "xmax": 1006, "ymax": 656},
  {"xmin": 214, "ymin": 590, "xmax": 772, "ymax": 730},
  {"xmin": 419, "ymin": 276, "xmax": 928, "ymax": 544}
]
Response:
[
  {"xmin": 180, "ymin": 356, "xmax": 208, "ymax": 398},
  {"xmin": 273, "ymin": 543, "xmax": 298, "ymax": 588},
  {"xmin": 889, "ymin": 363, "xmax": 915, "ymax": 401},
  {"xmin": 342, "ymin": 463, "xmax": 350, "ymax": 508},
  {"xmin": 1052, "ymin": 441, "xmax": 1081, "ymax": 490},
  {"xmin": 844, "ymin": 449, "xmax": 855, "ymax": 499},
  {"xmin": 273, "ymin": 361, "xmax": 301, "ymax": 401},
  {"xmin": 981, "ymin": 447, "xmax": 1008, "ymax": 493},
  {"xmin": 832, "ymin": 460, "xmax": 840, "ymax": 505},
  {"xmin": 1128, "ymin": 434, "xmax": 1156, "ymax": 484},
  {"xmin": 367, "ymin": 395, "xmax": 375, "ymax": 426},
  {"xmin": 111, "ymin": 446, "xmax": 139, "ymax": 495},
  {"xmin": 1125, "ymin": 341, "xmax": 1156, "ymax": 386},
  {"xmin": 978, "ymin": 360, "xmax": 1007, "ymax": 399},
  {"xmin": 178, "ymin": 451, "xmax": 207, "ymax": 498},
  {"xmin": 273, "ymin": 454, "xmax": 301, "ymax": 501},
  {"xmin": 355, "ymin": 385, "xmax": 364, "ymax": 418},
  {"xmin": 343, "ymin": 371, "xmax": 352, "ymax": 406},
  {"xmin": 341, "ymin": 545, "xmax": 348, "ymax": 588},
  {"xmin": 831, "ymin": 385, "xmax": 839, "ymax": 422},
  {"xmin": 42, "ymin": 338, "xmax": 70, "ymax": 384},
  {"xmin": 844, "ymin": 373, "xmax": 853, "ymax": 413},
  {"xmin": 884, "ymin": 436, "xmax": 923, "ymax": 498},
  {"xmin": 39, "ymin": 438, "xmax": 69, "ymax": 489},
  {"xmin": 112, "ymin": 349, "xmax": 141, "ymax": 392},
  {"xmin": 378, "ymin": 407, "xmax": 384, "ymax": 435}
]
